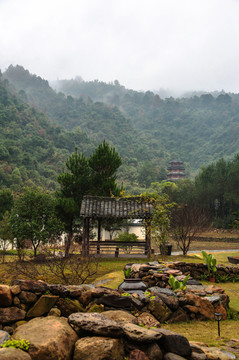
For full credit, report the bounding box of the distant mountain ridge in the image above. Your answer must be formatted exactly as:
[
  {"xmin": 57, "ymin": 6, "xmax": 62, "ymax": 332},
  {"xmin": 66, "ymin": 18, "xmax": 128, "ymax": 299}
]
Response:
[
  {"xmin": 1, "ymin": 65, "xmax": 170, "ymax": 192},
  {"xmin": 53, "ymin": 76, "xmax": 239, "ymax": 173},
  {"xmin": 3, "ymin": 64, "xmax": 239, "ymax": 190}
]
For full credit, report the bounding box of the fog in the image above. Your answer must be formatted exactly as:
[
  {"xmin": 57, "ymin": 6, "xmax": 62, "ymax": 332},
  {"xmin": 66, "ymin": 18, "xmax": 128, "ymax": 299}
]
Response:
[{"xmin": 0, "ymin": 0, "xmax": 239, "ymax": 93}]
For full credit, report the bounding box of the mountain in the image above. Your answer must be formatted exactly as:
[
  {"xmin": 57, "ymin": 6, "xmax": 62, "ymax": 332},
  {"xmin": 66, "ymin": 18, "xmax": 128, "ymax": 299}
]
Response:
[
  {"xmin": 3, "ymin": 65, "xmax": 170, "ymax": 191},
  {"xmin": 53, "ymin": 77, "xmax": 239, "ymax": 174},
  {"xmin": 0, "ymin": 71, "xmax": 95, "ymax": 191}
]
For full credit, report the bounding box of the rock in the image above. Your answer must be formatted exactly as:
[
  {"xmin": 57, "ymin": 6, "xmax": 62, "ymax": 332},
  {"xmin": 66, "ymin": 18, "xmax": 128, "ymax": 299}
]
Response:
[
  {"xmin": 3, "ymin": 326, "xmax": 14, "ymax": 335},
  {"xmin": 19, "ymin": 291, "xmax": 38, "ymax": 304},
  {"xmin": 122, "ymin": 323, "xmax": 162, "ymax": 342},
  {"xmin": 10, "ymin": 285, "xmax": 21, "ymax": 295},
  {"xmin": 103, "ymin": 310, "xmax": 138, "ymax": 324},
  {"xmin": 214, "ymin": 302, "xmax": 227, "ymax": 320},
  {"xmin": 148, "ymin": 287, "xmax": 175, "ymax": 297},
  {"xmin": 168, "ymin": 308, "xmax": 189, "ymax": 323},
  {"xmin": 79, "ymin": 291, "xmax": 93, "ymax": 306},
  {"xmin": 189, "ymin": 341, "xmax": 208, "ymax": 354},
  {"xmin": 13, "ymin": 296, "xmax": 20, "ymax": 305},
  {"xmin": 27, "ymin": 295, "xmax": 58, "ymax": 317},
  {"xmin": 201, "ymin": 347, "xmax": 236, "ymax": 360},
  {"xmin": 183, "ymin": 293, "xmax": 215, "ymax": 320},
  {"xmin": 48, "ymin": 307, "xmax": 61, "ymax": 316},
  {"xmin": 56, "ymin": 297, "xmax": 85, "ymax": 317},
  {"xmin": 15, "ymin": 320, "xmax": 27, "ymax": 327},
  {"xmin": 0, "ymin": 330, "xmax": 10, "ymax": 345},
  {"xmin": 0, "ymin": 347, "xmax": 32, "ymax": 359},
  {"xmin": 164, "ymin": 352, "xmax": 187, "ymax": 360},
  {"xmin": 68, "ymin": 312, "xmax": 123, "ymax": 337},
  {"xmin": 96, "ymin": 294, "xmax": 132, "ymax": 310},
  {"xmin": 13, "ymin": 316, "xmax": 78, "ymax": 360},
  {"xmin": 87, "ymin": 303, "xmax": 104, "ymax": 313},
  {"xmin": 137, "ymin": 312, "xmax": 161, "ymax": 328},
  {"xmin": 66, "ymin": 285, "xmax": 82, "ymax": 297},
  {"xmin": 73, "ymin": 336, "xmax": 125, "ymax": 360},
  {"xmin": 11, "ymin": 279, "xmax": 48, "ymax": 293},
  {"xmin": 157, "ymin": 328, "xmax": 191, "ymax": 358},
  {"xmin": 129, "ymin": 349, "xmax": 150, "ymax": 360},
  {"xmin": 148, "ymin": 297, "xmax": 172, "ymax": 322},
  {"xmin": 144, "ymin": 343, "xmax": 163, "ymax": 360},
  {"xmin": 191, "ymin": 352, "xmax": 207, "ymax": 360},
  {"xmin": 47, "ymin": 284, "xmax": 70, "ymax": 297},
  {"xmin": 0, "ymin": 307, "xmax": 26, "ymax": 324},
  {"xmin": 0, "ymin": 285, "xmax": 12, "ymax": 307}
]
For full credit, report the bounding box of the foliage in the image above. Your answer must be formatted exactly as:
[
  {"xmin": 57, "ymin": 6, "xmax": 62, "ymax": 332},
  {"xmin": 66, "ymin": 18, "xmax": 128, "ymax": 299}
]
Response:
[
  {"xmin": 0, "ymin": 212, "xmax": 14, "ymax": 263},
  {"xmin": 168, "ymin": 274, "xmax": 190, "ymax": 291},
  {"xmin": 0, "ymin": 189, "xmax": 13, "ymax": 220},
  {"xmin": 124, "ymin": 268, "xmax": 131, "ymax": 278},
  {"xmin": 195, "ymin": 251, "xmax": 217, "ymax": 277},
  {"xmin": 140, "ymin": 182, "xmax": 176, "ymax": 257},
  {"xmin": 10, "ymin": 188, "xmax": 63, "ymax": 257},
  {"xmin": 56, "ymin": 141, "xmax": 122, "ymax": 255},
  {"xmin": 1, "ymin": 338, "xmax": 30, "ymax": 351},
  {"xmin": 89, "ymin": 140, "xmax": 122, "ymax": 196},
  {"xmin": 116, "ymin": 232, "xmax": 139, "ymax": 242}
]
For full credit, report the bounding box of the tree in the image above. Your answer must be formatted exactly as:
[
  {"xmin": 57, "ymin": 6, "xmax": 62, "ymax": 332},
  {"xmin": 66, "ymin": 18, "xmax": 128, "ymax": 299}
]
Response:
[
  {"xmin": 170, "ymin": 204, "xmax": 209, "ymax": 255},
  {"xmin": 0, "ymin": 212, "xmax": 13, "ymax": 263},
  {"xmin": 141, "ymin": 182, "xmax": 176, "ymax": 258},
  {"xmin": 88, "ymin": 140, "xmax": 122, "ymax": 196},
  {"xmin": 0, "ymin": 189, "xmax": 13, "ymax": 220},
  {"xmin": 10, "ymin": 188, "xmax": 62, "ymax": 257},
  {"xmin": 56, "ymin": 149, "xmax": 91, "ymax": 257}
]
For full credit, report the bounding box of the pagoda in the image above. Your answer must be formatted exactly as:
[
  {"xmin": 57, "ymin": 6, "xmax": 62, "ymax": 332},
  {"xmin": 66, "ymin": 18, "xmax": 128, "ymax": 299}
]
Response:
[{"xmin": 167, "ymin": 160, "xmax": 185, "ymax": 181}]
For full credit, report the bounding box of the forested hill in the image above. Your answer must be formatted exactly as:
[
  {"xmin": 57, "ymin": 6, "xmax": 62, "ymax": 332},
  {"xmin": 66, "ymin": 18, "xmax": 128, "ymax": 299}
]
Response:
[
  {"xmin": 0, "ymin": 72, "xmax": 96, "ymax": 191},
  {"xmin": 1, "ymin": 66, "xmax": 171, "ymax": 192},
  {"xmin": 53, "ymin": 77, "xmax": 239, "ymax": 172}
]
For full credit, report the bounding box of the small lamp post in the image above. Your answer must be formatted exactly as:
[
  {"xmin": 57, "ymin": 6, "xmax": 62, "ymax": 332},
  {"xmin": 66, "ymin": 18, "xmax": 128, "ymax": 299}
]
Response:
[{"xmin": 215, "ymin": 312, "xmax": 222, "ymax": 337}]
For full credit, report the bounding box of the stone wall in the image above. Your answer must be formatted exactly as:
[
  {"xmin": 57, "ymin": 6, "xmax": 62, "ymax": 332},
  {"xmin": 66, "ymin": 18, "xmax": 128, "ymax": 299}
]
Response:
[{"xmin": 0, "ymin": 277, "xmax": 234, "ymax": 360}]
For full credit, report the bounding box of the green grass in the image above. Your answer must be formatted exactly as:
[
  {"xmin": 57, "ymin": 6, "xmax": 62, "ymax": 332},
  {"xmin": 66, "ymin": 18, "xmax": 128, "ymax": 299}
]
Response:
[{"xmin": 164, "ymin": 320, "xmax": 239, "ymax": 347}]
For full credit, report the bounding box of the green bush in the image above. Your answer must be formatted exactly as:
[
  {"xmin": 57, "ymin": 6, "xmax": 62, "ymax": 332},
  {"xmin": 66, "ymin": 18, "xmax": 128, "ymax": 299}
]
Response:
[{"xmin": 116, "ymin": 232, "xmax": 138, "ymax": 242}]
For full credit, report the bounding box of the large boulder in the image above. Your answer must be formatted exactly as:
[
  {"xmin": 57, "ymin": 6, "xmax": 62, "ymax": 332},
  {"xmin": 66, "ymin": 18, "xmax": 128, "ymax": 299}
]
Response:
[
  {"xmin": 0, "ymin": 347, "xmax": 32, "ymax": 360},
  {"xmin": 0, "ymin": 285, "xmax": 12, "ymax": 307},
  {"xmin": 73, "ymin": 336, "xmax": 125, "ymax": 360},
  {"xmin": 0, "ymin": 307, "xmax": 26, "ymax": 324},
  {"xmin": 13, "ymin": 316, "xmax": 78, "ymax": 360},
  {"xmin": 68, "ymin": 312, "xmax": 124, "ymax": 337},
  {"xmin": 183, "ymin": 293, "xmax": 215, "ymax": 320}
]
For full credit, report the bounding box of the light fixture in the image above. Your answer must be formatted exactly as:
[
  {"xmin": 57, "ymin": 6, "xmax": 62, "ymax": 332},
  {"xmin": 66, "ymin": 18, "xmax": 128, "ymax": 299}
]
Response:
[{"xmin": 214, "ymin": 312, "xmax": 222, "ymax": 337}]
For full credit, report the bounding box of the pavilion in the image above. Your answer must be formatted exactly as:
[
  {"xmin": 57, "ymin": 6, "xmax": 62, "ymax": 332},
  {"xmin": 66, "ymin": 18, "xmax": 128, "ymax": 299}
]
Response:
[{"xmin": 80, "ymin": 195, "xmax": 153, "ymax": 258}]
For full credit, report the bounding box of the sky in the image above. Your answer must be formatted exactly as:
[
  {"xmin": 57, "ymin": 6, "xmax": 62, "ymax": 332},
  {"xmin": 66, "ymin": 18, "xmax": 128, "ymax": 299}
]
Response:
[{"xmin": 0, "ymin": 0, "xmax": 239, "ymax": 94}]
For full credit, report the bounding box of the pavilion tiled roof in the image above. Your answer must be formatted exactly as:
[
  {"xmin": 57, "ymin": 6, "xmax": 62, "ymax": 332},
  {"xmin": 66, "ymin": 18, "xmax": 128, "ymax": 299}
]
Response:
[{"xmin": 80, "ymin": 196, "xmax": 153, "ymax": 219}]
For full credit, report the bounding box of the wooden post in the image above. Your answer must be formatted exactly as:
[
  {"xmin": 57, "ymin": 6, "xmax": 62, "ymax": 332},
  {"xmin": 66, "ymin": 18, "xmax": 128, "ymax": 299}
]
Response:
[
  {"xmin": 145, "ymin": 220, "xmax": 151, "ymax": 259},
  {"xmin": 82, "ymin": 218, "xmax": 90, "ymax": 256},
  {"xmin": 97, "ymin": 219, "xmax": 101, "ymax": 255}
]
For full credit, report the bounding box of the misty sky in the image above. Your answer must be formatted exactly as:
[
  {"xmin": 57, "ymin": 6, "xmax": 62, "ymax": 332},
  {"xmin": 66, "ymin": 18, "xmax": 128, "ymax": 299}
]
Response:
[{"xmin": 0, "ymin": 0, "xmax": 239, "ymax": 93}]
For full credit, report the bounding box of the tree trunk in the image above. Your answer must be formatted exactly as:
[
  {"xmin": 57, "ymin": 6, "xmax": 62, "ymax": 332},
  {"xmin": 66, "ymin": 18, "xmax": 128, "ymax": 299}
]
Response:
[{"xmin": 65, "ymin": 232, "xmax": 73, "ymax": 257}]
